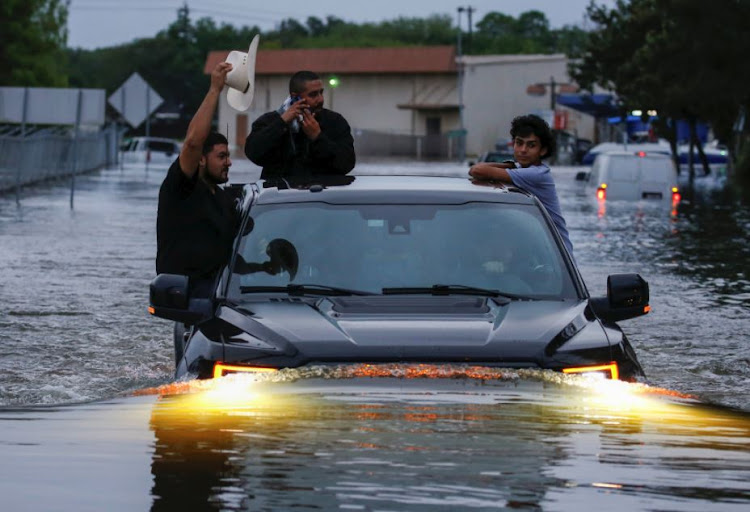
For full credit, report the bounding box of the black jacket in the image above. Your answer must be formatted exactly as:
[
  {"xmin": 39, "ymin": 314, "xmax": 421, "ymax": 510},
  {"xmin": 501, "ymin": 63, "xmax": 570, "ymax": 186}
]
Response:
[{"xmin": 244, "ymin": 109, "xmax": 355, "ymax": 178}]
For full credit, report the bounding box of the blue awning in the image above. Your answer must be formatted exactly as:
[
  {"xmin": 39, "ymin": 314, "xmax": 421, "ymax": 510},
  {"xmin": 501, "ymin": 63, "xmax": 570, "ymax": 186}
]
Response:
[{"xmin": 556, "ymin": 93, "xmax": 620, "ymax": 117}]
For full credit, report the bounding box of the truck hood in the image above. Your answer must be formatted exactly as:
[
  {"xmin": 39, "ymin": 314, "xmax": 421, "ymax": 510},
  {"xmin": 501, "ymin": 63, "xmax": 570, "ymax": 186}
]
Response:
[{"xmin": 221, "ymin": 296, "xmax": 599, "ymax": 364}]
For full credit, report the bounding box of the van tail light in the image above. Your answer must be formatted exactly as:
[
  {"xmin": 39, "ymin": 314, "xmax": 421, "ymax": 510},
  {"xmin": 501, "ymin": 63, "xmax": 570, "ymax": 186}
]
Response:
[
  {"xmin": 596, "ymin": 183, "xmax": 607, "ymax": 200},
  {"xmin": 671, "ymin": 187, "xmax": 681, "ymax": 203},
  {"xmin": 636, "ymin": 151, "xmax": 646, "ymax": 157}
]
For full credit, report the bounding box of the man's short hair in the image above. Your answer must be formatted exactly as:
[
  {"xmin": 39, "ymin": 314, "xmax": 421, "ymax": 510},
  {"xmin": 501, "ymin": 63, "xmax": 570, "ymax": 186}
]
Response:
[
  {"xmin": 289, "ymin": 71, "xmax": 320, "ymax": 94},
  {"xmin": 510, "ymin": 114, "xmax": 556, "ymax": 159},
  {"xmin": 203, "ymin": 132, "xmax": 228, "ymax": 155}
]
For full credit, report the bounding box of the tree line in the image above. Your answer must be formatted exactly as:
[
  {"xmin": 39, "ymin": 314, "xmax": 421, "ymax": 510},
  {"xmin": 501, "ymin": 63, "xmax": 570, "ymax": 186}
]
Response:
[{"xmin": 4, "ymin": 2, "xmax": 585, "ymax": 114}]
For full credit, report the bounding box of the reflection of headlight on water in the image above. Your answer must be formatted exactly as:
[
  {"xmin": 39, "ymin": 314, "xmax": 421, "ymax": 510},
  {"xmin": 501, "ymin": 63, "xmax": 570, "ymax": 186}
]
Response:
[
  {"xmin": 559, "ymin": 373, "xmax": 716, "ymax": 428},
  {"xmin": 184, "ymin": 375, "xmax": 269, "ymax": 411},
  {"xmin": 148, "ymin": 374, "xmax": 282, "ymax": 415},
  {"xmin": 135, "ymin": 364, "xmax": 703, "ymax": 423}
]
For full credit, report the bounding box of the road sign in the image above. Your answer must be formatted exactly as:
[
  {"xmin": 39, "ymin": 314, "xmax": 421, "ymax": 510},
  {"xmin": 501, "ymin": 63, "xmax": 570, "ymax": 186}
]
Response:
[
  {"xmin": 108, "ymin": 72, "xmax": 163, "ymax": 128},
  {"xmin": 0, "ymin": 87, "xmax": 105, "ymax": 126}
]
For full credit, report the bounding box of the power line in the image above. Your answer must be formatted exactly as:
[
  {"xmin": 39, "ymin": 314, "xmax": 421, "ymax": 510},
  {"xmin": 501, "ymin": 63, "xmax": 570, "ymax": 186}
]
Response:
[
  {"xmin": 71, "ymin": 1, "xmax": 296, "ymax": 19},
  {"xmin": 71, "ymin": 3, "xmax": 316, "ymax": 26}
]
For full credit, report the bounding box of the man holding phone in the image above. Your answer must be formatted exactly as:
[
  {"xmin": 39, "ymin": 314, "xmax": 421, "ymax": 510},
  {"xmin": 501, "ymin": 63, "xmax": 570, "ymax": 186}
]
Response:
[{"xmin": 245, "ymin": 70, "xmax": 355, "ymax": 178}]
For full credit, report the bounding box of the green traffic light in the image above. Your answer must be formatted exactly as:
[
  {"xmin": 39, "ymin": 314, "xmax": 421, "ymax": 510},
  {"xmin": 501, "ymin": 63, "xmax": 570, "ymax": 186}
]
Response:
[{"xmin": 328, "ymin": 77, "xmax": 340, "ymax": 88}]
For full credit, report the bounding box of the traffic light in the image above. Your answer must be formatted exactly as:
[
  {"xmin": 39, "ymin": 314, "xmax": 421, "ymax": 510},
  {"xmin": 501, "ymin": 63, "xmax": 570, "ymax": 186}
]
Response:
[{"xmin": 328, "ymin": 76, "xmax": 340, "ymax": 88}]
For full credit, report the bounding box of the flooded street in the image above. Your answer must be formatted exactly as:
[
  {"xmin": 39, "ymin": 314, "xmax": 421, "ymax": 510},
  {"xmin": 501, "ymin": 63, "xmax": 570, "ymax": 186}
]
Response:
[
  {"xmin": 1, "ymin": 160, "xmax": 749, "ymax": 510},
  {"xmin": 2, "ymin": 374, "xmax": 749, "ymax": 510}
]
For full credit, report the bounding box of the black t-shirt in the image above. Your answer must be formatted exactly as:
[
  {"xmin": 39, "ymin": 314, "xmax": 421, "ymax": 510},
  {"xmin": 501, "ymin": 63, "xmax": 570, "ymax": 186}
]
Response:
[{"xmin": 156, "ymin": 158, "xmax": 239, "ymax": 279}]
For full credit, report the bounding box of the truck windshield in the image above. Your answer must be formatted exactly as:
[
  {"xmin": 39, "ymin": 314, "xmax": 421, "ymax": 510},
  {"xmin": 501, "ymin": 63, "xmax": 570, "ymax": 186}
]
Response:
[{"xmin": 226, "ymin": 202, "xmax": 577, "ymax": 300}]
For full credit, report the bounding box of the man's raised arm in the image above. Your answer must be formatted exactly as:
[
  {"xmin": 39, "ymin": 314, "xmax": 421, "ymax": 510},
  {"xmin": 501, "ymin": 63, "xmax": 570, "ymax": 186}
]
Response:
[{"xmin": 178, "ymin": 62, "xmax": 232, "ymax": 177}]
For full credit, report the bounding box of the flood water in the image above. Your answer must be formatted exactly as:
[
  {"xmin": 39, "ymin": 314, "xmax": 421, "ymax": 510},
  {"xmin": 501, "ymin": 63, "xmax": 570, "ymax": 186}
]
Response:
[{"xmin": 1, "ymin": 159, "xmax": 749, "ymax": 510}]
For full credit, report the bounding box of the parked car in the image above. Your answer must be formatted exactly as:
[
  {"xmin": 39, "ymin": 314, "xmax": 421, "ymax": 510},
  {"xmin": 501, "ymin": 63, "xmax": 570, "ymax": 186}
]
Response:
[
  {"xmin": 574, "ymin": 138, "xmax": 593, "ymax": 165},
  {"xmin": 468, "ymin": 150, "xmax": 515, "ymax": 166},
  {"xmin": 150, "ymin": 175, "xmax": 650, "ymax": 381},
  {"xmin": 121, "ymin": 136, "xmax": 181, "ymax": 165},
  {"xmin": 582, "ymin": 151, "xmax": 680, "ymax": 202}
]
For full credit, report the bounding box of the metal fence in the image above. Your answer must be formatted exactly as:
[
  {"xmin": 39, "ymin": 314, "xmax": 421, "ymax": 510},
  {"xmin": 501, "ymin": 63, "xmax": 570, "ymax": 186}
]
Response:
[
  {"xmin": 353, "ymin": 129, "xmax": 464, "ymax": 160},
  {"xmin": 0, "ymin": 124, "xmax": 119, "ymax": 194}
]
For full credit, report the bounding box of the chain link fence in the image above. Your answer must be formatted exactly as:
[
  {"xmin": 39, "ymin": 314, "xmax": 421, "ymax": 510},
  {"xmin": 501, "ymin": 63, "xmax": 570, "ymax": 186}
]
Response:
[{"xmin": 0, "ymin": 124, "xmax": 119, "ymax": 194}]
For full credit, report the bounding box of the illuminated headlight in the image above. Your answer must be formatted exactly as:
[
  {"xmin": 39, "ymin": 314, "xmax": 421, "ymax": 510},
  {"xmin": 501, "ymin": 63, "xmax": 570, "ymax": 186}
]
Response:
[
  {"xmin": 213, "ymin": 363, "xmax": 278, "ymax": 379},
  {"xmin": 562, "ymin": 362, "xmax": 619, "ymax": 380}
]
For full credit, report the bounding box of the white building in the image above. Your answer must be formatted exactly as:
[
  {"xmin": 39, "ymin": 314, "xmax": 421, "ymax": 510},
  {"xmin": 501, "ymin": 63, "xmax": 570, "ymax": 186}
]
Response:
[{"xmin": 461, "ymin": 54, "xmax": 593, "ymax": 155}]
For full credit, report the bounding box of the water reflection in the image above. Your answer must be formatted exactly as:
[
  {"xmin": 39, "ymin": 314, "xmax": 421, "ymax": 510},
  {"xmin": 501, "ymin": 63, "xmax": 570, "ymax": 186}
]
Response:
[{"xmin": 145, "ymin": 368, "xmax": 750, "ymax": 510}]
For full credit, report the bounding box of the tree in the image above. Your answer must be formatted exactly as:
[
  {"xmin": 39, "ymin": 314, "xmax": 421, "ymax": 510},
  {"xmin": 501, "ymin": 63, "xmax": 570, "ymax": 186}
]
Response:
[
  {"xmin": 473, "ymin": 10, "xmax": 558, "ymax": 54},
  {"xmin": 570, "ymin": 0, "xmax": 750, "ymax": 177},
  {"xmin": 306, "ymin": 16, "xmax": 326, "ymax": 37},
  {"xmin": 0, "ymin": 0, "xmax": 70, "ymax": 86},
  {"xmin": 278, "ymin": 18, "xmax": 308, "ymax": 47},
  {"xmin": 516, "ymin": 10, "xmax": 551, "ymax": 42},
  {"xmin": 475, "ymin": 12, "xmax": 517, "ymax": 38}
]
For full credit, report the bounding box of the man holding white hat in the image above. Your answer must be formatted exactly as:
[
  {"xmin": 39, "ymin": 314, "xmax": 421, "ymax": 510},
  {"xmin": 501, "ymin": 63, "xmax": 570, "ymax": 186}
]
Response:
[{"xmin": 156, "ymin": 61, "xmax": 240, "ymax": 282}]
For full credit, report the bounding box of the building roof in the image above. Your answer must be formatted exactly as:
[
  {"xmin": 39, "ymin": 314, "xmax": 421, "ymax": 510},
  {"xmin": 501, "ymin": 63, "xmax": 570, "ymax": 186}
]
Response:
[
  {"xmin": 461, "ymin": 54, "xmax": 567, "ymax": 67},
  {"xmin": 204, "ymin": 46, "xmax": 457, "ymax": 75}
]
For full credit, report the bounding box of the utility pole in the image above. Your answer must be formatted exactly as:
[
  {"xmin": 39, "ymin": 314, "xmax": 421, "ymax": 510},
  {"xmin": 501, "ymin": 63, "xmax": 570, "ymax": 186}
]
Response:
[
  {"xmin": 466, "ymin": 6, "xmax": 475, "ymax": 54},
  {"xmin": 549, "ymin": 76, "xmax": 556, "ymax": 110},
  {"xmin": 455, "ymin": 6, "xmax": 474, "ymax": 163},
  {"xmin": 527, "ymin": 76, "xmax": 560, "ymax": 110},
  {"xmin": 456, "ymin": 7, "xmax": 465, "ymax": 162}
]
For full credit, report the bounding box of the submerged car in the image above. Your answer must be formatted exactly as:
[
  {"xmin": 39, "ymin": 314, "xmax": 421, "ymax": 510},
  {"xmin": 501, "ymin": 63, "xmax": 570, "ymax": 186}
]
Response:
[
  {"xmin": 121, "ymin": 136, "xmax": 181, "ymax": 165},
  {"xmin": 469, "ymin": 150, "xmax": 515, "ymax": 166},
  {"xmin": 583, "ymin": 150, "xmax": 681, "ymax": 203},
  {"xmin": 150, "ymin": 175, "xmax": 650, "ymax": 381}
]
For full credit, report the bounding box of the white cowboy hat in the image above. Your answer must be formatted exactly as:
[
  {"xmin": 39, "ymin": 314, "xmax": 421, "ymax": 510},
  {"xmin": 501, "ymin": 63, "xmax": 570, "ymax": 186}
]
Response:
[{"xmin": 224, "ymin": 34, "xmax": 260, "ymax": 111}]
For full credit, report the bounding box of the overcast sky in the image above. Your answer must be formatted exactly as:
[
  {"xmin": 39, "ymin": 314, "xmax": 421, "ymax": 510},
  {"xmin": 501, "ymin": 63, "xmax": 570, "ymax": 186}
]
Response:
[{"xmin": 68, "ymin": 0, "xmax": 617, "ymax": 50}]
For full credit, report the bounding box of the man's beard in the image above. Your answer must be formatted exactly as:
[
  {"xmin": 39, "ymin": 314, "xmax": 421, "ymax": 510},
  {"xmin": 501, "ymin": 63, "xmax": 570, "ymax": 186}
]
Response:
[{"xmin": 204, "ymin": 167, "xmax": 229, "ymax": 185}]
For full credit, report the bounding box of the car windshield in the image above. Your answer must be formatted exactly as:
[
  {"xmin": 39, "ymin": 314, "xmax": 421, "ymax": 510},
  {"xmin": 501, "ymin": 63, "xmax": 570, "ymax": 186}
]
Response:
[{"xmin": 226, "ymin": 202, "xmax": 577, "ymax": 300}]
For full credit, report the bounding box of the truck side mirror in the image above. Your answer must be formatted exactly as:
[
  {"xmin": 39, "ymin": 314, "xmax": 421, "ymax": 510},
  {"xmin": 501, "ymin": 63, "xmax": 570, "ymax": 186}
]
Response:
[
  {"xmin": 589, "ymin": 273, "xmax": 650, "ymax": 323},
  {"xmin": 149, "ymin": 274, "xmax": 211, "ymax": 324}
]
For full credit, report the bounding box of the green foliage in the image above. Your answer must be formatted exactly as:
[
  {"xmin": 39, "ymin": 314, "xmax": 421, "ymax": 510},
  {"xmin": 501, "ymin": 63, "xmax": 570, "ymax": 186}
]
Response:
[
  {"xmin": 570, "ymin": 0, "xmax": 750, "ymax": 161},
  {"xmin": 67, "ymin": 5, "xmax": 261, "ymax": 118},
  {"xmin": 258, "ymin": 14, "xmax": 456, "ymax": 48},
  {"xmin": 64, "ymin": 7, "xmax": 587, "ymax": 128},
  {"xmin": 0, "ymin": 0, "xmax": 70, "ymax": 86}
]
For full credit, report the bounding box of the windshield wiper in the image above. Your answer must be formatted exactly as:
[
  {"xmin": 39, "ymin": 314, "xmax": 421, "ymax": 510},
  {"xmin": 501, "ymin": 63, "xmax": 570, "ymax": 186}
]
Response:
[
  {"xmin": 240, "ymin": 284, "xmax": 376, "ymax": 296},
  {"xmin": 382, "ymin": 284, "xmax": 534, "ymax": 300}
]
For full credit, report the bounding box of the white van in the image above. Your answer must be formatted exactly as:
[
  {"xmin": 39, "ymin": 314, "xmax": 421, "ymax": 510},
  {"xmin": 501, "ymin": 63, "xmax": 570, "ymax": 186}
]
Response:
[
  {"xmin": 121, "ymin": 137, "xmax": 181, "ymax": 165},
  {"xmin": 586, "ymin": 151, "xmax": 680, "ymax": 202}
]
